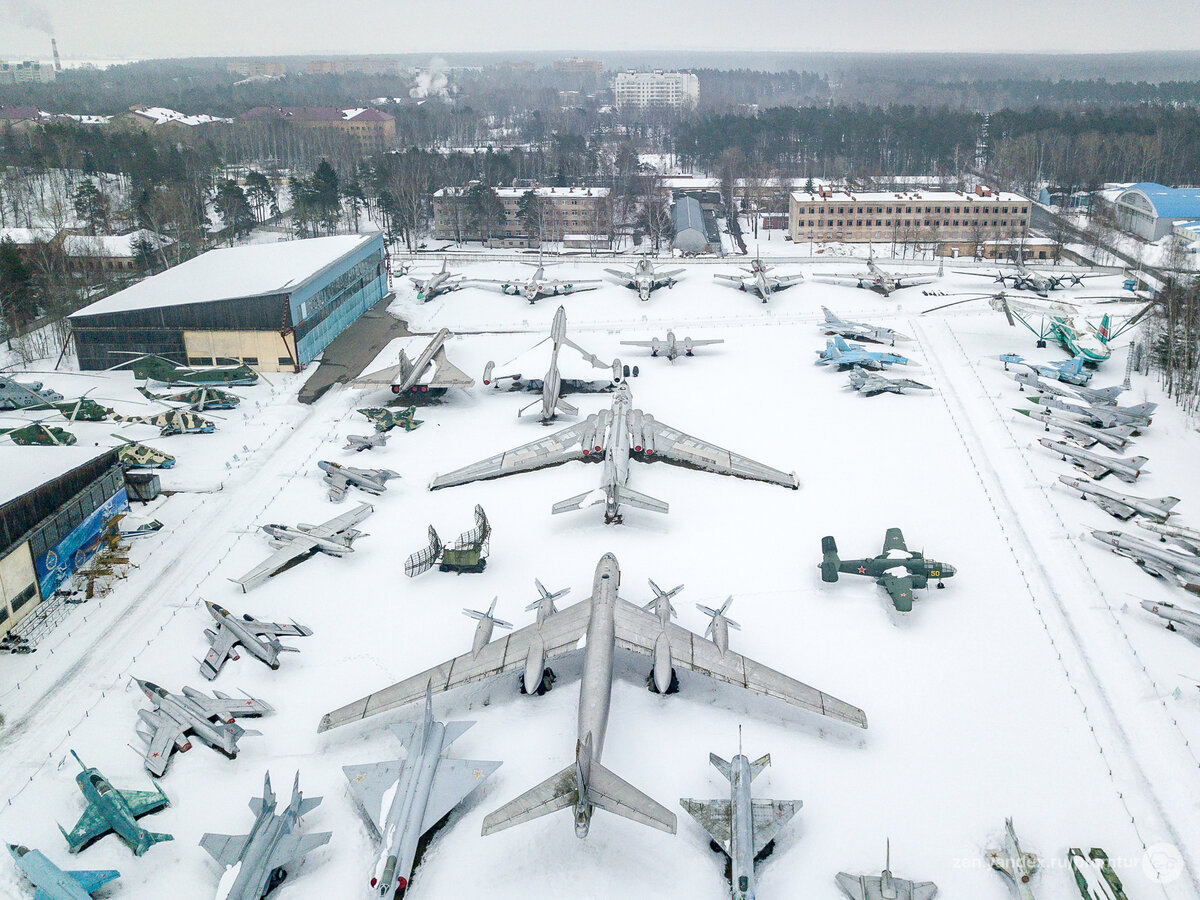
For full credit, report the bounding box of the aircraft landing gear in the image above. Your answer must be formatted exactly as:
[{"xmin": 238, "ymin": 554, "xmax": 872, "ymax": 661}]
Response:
[
  {"xmin": 520, "ymin": 668, "xmax": 556, "ymax": 696},
  {"xmin": 936, "ymin": 581, "xmax": 946, "ymax": 589},
  {"xmin": 755, "ymin": 839, "xmax": 776, "ymax": 862},
  {"xmin": 646, "ymin": 668, "xmax": 679, "ymax": 695},
  {"xmin": 1036, "ymin": 340, "xmax": 1047, "ymax": 349},
  {"xmin": 267, "ymin": 867, "xmax": 287, "ymax": 893},
  {"xmin": 709, "ymin": 839, "xmax": 724, "ymax": 854}
]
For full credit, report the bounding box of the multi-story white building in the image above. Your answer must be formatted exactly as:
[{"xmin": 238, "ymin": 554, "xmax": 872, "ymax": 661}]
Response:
[{"xmin": 613, "ymin": 71, "xmax": 698, "ymax": 110}]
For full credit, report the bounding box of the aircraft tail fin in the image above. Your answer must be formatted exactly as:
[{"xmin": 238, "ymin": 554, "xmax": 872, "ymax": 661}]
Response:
[
  {"xmin": 1129, "ymin": 456, "xmax": 1150, "ymax": 470},
  {"xmin": 1149, "ymin": 496, "xmax": 1182, "ymax": 512},
  {"xmin": 551, "ymin": 488, "xmax": 607, "ymax": 514},
  {"xmin": 133, "ymin": 830, "xmax": 174, "ymax": 857},
  {"xmin": 749, "ymin": 753, "xmax": 772, "ymax": 780},
  {"xmin": 1097, "ymin": 313, "xmax": 1113, "ymax": 343},
  {"xmin": 615, "ymin": 485, "xmax": 669, "ymax": 514},
  {"xmin": 556, "ymin": 396, "xmax": 578, "ymax": 416},
  {"xmin": 820, "ymin": 536, "xmax": 840, "ymax": 583},
  {"xmin": 709, "ymin": 753, "xmax": 732, "ymax": 781}
]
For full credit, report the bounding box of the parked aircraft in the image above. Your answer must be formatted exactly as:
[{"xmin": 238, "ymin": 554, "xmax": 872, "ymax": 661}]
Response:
[
  {"xmin": 58, "ymin": 751, "xmax": 172, "ymax": 856},
  {"xmin": 813, "ymin": 253, "xmax": 940, "ymax": 296},
  {"xmin": 1058, "ymin": 476, "xmax": 1178, "ymax": 523},
  {"xmin": 477, "ymin": 261, "xmax": 601, "ymax": 304},
  {"xmin": 1027, "ymin": 395, "xmax": 1154, "ymax": 429},
  {"xmin": 1019, "ymin": 373, "xmax": 1130, "ymax": 405},
  {"xmin": 355, "ymin": 328, "xmax": 474, "ymax": 398},
  {"xmin": 231, "ymin": 502, "xmax": 373, "ymax": 591},
  {"xmin": 848, "ymin": 371, "xmax": 932, "ymax": 396},
  {"xmin": 110, "ymin": 353, "xmax": 259, "ymax": 386},
  {"xmin": 111, "ymin": 435, "xmax": 175, "ymax": 469},
  {"xmin": 0, "ymin": 421, "xmax": 77, "ymax": 446},
  {"xmin": 343, "ymin": 432, "xmax": 390, "ymax": 452},
  {"xmin": 820, "ymin": 529, "xmax": 955, "ymax": 612},
  {"xmin": 199, "ymin": 601, "xmax": 313, "ymax": 680},
  {"xmin": 815, "ymin": 336, "xmax": 913, "ymax": 371},
  {"xmin": 819, "ymin": 307, "xmax": 910, "ymax": 345},
  {"xmin": 837, "ymin": 842, "xmax": 937, "ymax": 900},
  {"xmin": 1140, "ymin": 521, "xmax": 1200, "ymax": 554},
  {"xmin": 358, "ymin": 407, "xmax": 423, "ymax": 432},
  {"xmin": 604, "ymin": 256, "xmax": 685, "ymax": 300},
  {"xmin": 999, "ymin": 354, "xmax": 1092, "ymax": 386},
  {"xmin": 987, "ymin": 818, "xmax": 1039, "ymax": 900},
  {"xmin": 137, "ymin": 384, "xmax": 240, "ymax": 411},
  {"xmin": 1037, "ymin": 438, "xmax": 1148, "ymax": 483},
  {"xmin": 1139, "ymin": 599, "xmax": 1200, "ymax": 643},
  {"xmin": 411, "ymin": 259, "xmax": 471, "ymax": 301},
  {"xmin": 7, "ymin": 843, "xmax": 119, "ymax": 900},
  {"xmin": 1090, "ymin": 530, "xmax": 1200, "ymax": 586},
  {"xmin": 620, "ymin": 331, "xmax": 723, "ymax": 362},
  {"xmin": 0, "ymin": 375, "xmax": 64, "ymax": 409},
  {"xmin": 957, "ymin": 260, "xmax": 1101, "ymax": 296},
  {"xmin": 1014, "ymin": 407, "xmax": 1138, "ymax": 452},
  {"xmin": 429, "ymin": 384, "xmax": 798, "ymax": 524},
  {"xmin": 111, "ymin": 408, "xmax": 215, "ymax": 437},
  {"xmin": 317, "ymin": 460, "xmax": 399, "ymax": 502},
  {"xmin": 714, "ymin": 254, "xmax": 803, "ymax": 302},
  {"xmin": 319, "ymin": 555, "xmax": 867, "ymax": 842}
]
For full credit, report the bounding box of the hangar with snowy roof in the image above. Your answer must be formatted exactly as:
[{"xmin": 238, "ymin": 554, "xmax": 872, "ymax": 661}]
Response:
[
  {"xmin": 1113, "ymin": 182, "xmax": 1200, "ymax": 240},
  {"xmin": 69, "ymin": 232, "xmax": 388, "ymax": 373}
]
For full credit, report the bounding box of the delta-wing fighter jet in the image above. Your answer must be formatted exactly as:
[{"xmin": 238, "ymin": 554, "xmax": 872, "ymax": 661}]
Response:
[
  {"xmin": 110, "ymin": 353, "xmax": 259, "ymax": 386},
  {"xmin": 620, "ymin": 331, "xmax": 723, "ymax": 362},
  {"xmin": 477, "ymin": 261, "xmax": 601, "ymax": 304},
  {"xmin": 411, "ymin": 259, "xmax": 471, "ymax": 301},
  {"xmin": 231, "ymin": 502, "xmax": 373, "ymax": 591},
  {"xmin": 813, "ymin": 254, "xmax": 940, "ymax": 296},
  {"xmin": 680, "ymin": 746, "xmax": 801, "ymax": 900},
  {"xmin": 820, "ymin": 307, "xmax": 911, "ymax": 345},
  {"xmin": 1139, "ymin": 600, "xmax": 1200, "ymax": 643},
  {"xmin": 820, "ymin": 529, "xmax": 956, "ymax": 612},
  {"xmin": 317, "ymin": 460, "xmax": 399, "ymax": 502},
  {"xmin": 1037, "ymin": 438, "xmax": 1148, "ymax": 483},
  {"xmin": 343, "ymin": 432, "xmax": 390, "ymax": 452},
  {"xmin": 200, "ymin": 772, "xmax": 331, "ymax": 900},
  {"xmin": 848, "ymin": 371, "xmax": 932, "ymax": 396},
  {"xmin": 319, "ymin": 554, "xmax": 867, "ymax": 842},
  {"xmin": 837, "ymin": 843, "xmax": 937, "ymax": 900},
  {"xmin": 1014, "ymin": 407, "xmax": 1138, "ymax": 452},
  {"xmin": 131, "ymin": 678, "xmax": 272, "ymax": 777},
  {"xmin": 343, "ymin": 687, "xmax": 501, "ymax": 896},
  {"xmin": 816, "ymin": 336, "xmax": 914, "ymax": 371},
  {"xmin": 714, "ymin": 254, "xmax": 803, "ymax": 302},
  {"xmin": 1141, "ymin": 521, "xmax": 1200, "ymax": 554},
  {"xmin": 58, "ymin": 751, "xmax": 172, "ymax": 856},
  {"xmin": 429, "ymin": 383, "xmax": 798, "ymax": 524},
  {"xmin": 482, "ymin": 306, "xmax": 628, "ymax": 423},
  {"xmin": 355, "ymin": 328, "xmax": 474, "ymax": 399},
  {"xmin": 1090, "ymin": 530, "xmax": 1200, "ymax": 587},
  {"xmin": 604, "ymin": 256, "xmax": 685, "ymax": 301},
  {"xmin": 6, "ymin": 843, "xmax": 119, "ymax": 900},
  {"xmin": 199, "ymin": 601, "xmax": 313, "ymax": 680},
  {"xmin": 988, "ymin": 818, "xmax": 1039, "ymax": 900},
  {"xmin": 1058, "ymin": 476, "xmax": 1179, "ymax": 523}
]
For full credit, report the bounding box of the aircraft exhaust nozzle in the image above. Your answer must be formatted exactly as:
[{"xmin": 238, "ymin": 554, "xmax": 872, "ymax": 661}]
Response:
[
  {"xmin": 820, "ymin": 536, "xmax": 840, "ymax": 582},
  {"xmin": 482, "ymin": 361, "xmax": 494, "ymax": 385}
]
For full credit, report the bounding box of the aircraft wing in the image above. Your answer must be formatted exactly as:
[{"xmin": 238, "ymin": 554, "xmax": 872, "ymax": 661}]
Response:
[
  {"xmin": 612, "ymin": 599, "xmax": 867, "ymax": 728},
  {"xmin": 68, "ymin": 868, "xmax": 122, "ymax": 894},
  {"xmin": 834, "ymin": 873, "xmax": 872, "ymax": 900},
  {"xmin": 655, "ymin": 268, "xmax": 685, "ymax": 280},
  {"xmin": 771, "ymin": 274, "xmax": 805, "ymax": 287},
  {"xmin": 751, "ymin": 799, "xmax": 800, "ymax": 854},
  {"xmin": 604, "ymin": 267, "xmax": 635, "ymax": 281},
  {"xmin": 344, "ymin": 761, "xmax": 405, "ymax": 833},
  {"xmin": 310, "ymin": 502, "xmax": 374, "ymax": 538},
  {"xmin": 318, "ymin": 601, "xmax": 593, "ymax": 732},
  {"xmin": 202, "ymin": 625, "xmax": 240, "ymax": 678},
  {"xmin": 876, "ymin": 572, "xmax": 916, "ymax": 612},
  {"xmin": 231, "ymin": 540, "xmax": 316, "ymax": 592},
  {"xmin": 142, "ymin": 710, "xmax": 185, "ymax": 776},
  {"xmin": 64, "ymin": 805, "xmax": 113, "ymax": 849},
  {"xmin": 811, "ymin": 272, "xmax": 867, "ymax": 287},
  {"xmin": 119, "ymin": 789, "xmax": 169, "ymax": 817},
  {"xmin": 1092, "ymin": 496, "xmax": 1136, "ymax": 520},
  {"xmin": 882, "ymin": 527, "xmax": 907, "ymax": 554},
  {"xmin": 429, "ymin": 345, "xmax": 475, "ymax": 389},
  {"xmin": 686, "ymin": 339, "xmax": 725, "ymax": 348},
  {"xmin": 353, "ymin": 363, "xmax": 403, "ymax": 387},
  {"xmin": 713, "ymin": 273, "xmax": 749, "ymax": 286},
  {"xmin": 636, "ymin": 417, "xmax": 798, "ymax": 489},
  {"xmin": 912, "ymin": 883, "xmax": 938, "ymax": 900},
  {"xmin": 1078, "ymin": 461, "xmax": 1114, "ymax": 481},
  {"xmin": 265, "ymin": 830, "xmax": 332, "ymax": 872},
  {"xmin": 429, "ymin": 417, "xmax": 597, "ymax": 490},
  {"xmin": 204, "ymin": 693, "xmax": 274, "ymax": 718},
  {"xmin": 895, "ymin": 273, "xmax": 939, "ymax": 288},
  {"xmin": 419, "ymin": 757, "xmax": 503, "ymax": 833},
  {"xmin": 679, "ymin": 798, "xmax": 732, "ymax": 854},
  {"xmin": 619, "ymin": 340, "xmax": 657, "ymax": 348},
  {"xmin": 548, "ymin": 279, "xmax": 601, "ymax": 295},
  {"xmin": 243, "ymin": 618, "xmax": 312, "ymax": 639},
  {"xmin": 324, "ymin": 472, "xmax": 349, "ymax": 503},
  {"xmin": 199, "ymin": 832, "xmax": 250, "ymax": 868}
]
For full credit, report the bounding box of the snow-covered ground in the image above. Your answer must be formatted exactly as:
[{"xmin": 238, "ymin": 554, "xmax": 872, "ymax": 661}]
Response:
[{"xmin": 1, "ymin": 263, "xmax": 1198, "ymax": 900}]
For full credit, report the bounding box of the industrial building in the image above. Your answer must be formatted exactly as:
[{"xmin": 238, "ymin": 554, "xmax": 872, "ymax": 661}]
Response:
[
  {"xmin": 1111, "ymin": 183, "xmax": 1200, "ymax": 241},
  {"xmin": 789, "ymin": 185, "xmax": 1030, "ymax": 254},
  {"xmin": 613, "ymin": 71, "xmax": 699, "ymax": 110},
  {"xmin": 0, "ymin": 449, "xmax": 127, "ymax": 639},
  {"xmin": 433, "ymin": 185, "xmax": 611, "ymax": 247},
  {"xmin": 70, "ymin": 232, "xmax": 388, "ymax": 373}
]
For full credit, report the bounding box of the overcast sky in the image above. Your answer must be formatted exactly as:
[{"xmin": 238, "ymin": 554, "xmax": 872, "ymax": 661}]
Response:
[{"xmin": 3, "ymin": 0, "xmax": 1200, "ymax": 59}]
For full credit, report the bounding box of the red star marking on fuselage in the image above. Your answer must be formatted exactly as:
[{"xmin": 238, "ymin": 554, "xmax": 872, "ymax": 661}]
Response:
[{"xmin": 857, "ymin": 566, "xmax": 867, "ymax": 574}]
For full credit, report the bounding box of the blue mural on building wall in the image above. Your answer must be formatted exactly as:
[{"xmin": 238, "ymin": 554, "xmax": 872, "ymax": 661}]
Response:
[
  {"xmin": 34, "ymin": 487, "xmax": 129, "ymax": 597},
  {"xmin": 289, "ymin": 233, "xmax": 389, "ymax": 365}
]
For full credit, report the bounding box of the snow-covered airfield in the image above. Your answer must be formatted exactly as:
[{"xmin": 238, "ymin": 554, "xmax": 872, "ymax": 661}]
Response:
[{"xmin": 2, "ymin": 256, "xmax": 1199, "ymax": 900}]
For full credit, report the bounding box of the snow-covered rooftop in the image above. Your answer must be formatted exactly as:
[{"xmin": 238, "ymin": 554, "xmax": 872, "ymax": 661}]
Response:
[
  {"xmin": 791, "ymin": 188, "xmax": 1028, "ymax": 204},
  {"xmin": 60, "ymin": 229, "xmax": 170, "ymax": 258},
  {"xmin": 128, "ymin": 107, "xmax": 231, "ymax": 127},
  {"xmin": 70, "ymin": 233, "xmax": 377, "ymax": 317},
  {"xmin": 435, "ymin": 186, "xmax": 609, "ymax": 199},
  {"xmin": 0, "ymin": 226, "xmax": 55, "ymax": 245},
  {"xmin": 0, "ymin": 447, "xmax": 115, "ymax": 510}
]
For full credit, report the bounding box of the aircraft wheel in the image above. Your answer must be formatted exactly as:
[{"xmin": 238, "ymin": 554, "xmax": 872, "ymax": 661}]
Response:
[
  {"xmin": 645, "ymin": 668, "xmax": 680, "ymax": 695},
  {"xmin": 539, "ymin": 668, "xmax": 556, "ymax": 694},
  {"xmin": 709, "ymin": 839, "xmax": 724, "ymax": 854},
  {"xmin": 1036, "ymin": 340, "xmax": 1047, "ymax": 349},
  {"xmin": 267, "ymin": 867, "xmax": 287, "ymax": 892},
  {"xmin": 936, "ymin": 582, "xmax": 946, "ymax": 589}
]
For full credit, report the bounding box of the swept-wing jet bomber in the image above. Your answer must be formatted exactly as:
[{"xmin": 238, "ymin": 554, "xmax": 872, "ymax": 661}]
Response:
[
  {"xmin": 820, "ymin": 307, "xmax": 910, "ymax": 345},
  {"xmin": 1058, "ymin": 476, "xmax": 1179, "ymax": 523},
  {"xmin": 355, "ymin": 328, "xmax": 474, "ymax": 398},
  {"xmin": 58, "ymin": 751, "xmax": 172, "ymax": 856},
  {"xmin": 813, "ymin": 254, "xmax": 940, "ymax": 296},
  {"xmin": 199, "ymin": 601, "xmax": 313, "ymax": 680},
  {"xmin": 477, "ymin": 261, "xmax": 601, "ymax": 304},
  {"xmin": 132, "ymin": 678, "xmax": 271, "ymax": 777},
  {"xmin": 6, "ymin": 843, "xmax": 119, "ymax": 900},
  {"xmin": 1139, "ymin": 600, "xmax": 1200, "ymax": 643},
  {"xmin": 680, "ymin": 746, "xmax": 801, "ymax": 900},
  {"xmin": 343, "ymin": 687, "xmax": 501, "ymax": 896},
  {"xmin": 429, "ymin": 384, "xmax": 798, "ymax": 524},
  {"xmin": 848, "ymin": 371, "xmax": 932, "ymax": 396},
  {"xmin": 1090, "ymin": 530, "xmax": 1200, "ymax": 587},
  {"xmin": 200, "ymin": 772, "xmax": 331, "ymax": 900},
  {"xmin": 714, "ymin": 254, "xmax": 803, "ymax": 302},
  {"xmin": 483, "ymin": 306, "xmax": 628, "ymax": 423},
  {"xmin": 1140, "ymin": 521, "xmax": 1200, "ymax": 554},
  {"xmin": 319, "ymin": 555, "xmax": 867, "ymax": 843},
  {"xmin": 317, "ymin": 460, "xmax": 399, "ymax": 502},
  {"xmin": 816, "ymin": 336, "xmax": 913, "ymax": 371},
  {"xmin": 836, "ymin": 842, "xmax": 937, "ymax": 900},
  {"xmin": 987, "ymin": 818, "xmax": 1039, "ymax": 900},
  {"xmin": 232, "ymin": 502, "xmax": 373, "ymax": 591},
  {"xmin": 1037, "ymin": 438, "xmax": 1147, "ymax": 483},
  {"xmin": 620, "ymin": 331, "xmax": 723, "ymax": 362},
  {"xmin": 820, "ymin": 529, "xmax": 955, "ymax": 612},
  {"xmin": 411, "ymin": 259, "xmax": 471, "ymax": 301},
  {"xmin": 1014, "ymin": 407, "xmax": 1137, "ymax": 452},
  {"xmin": 604, "ymin": 256, "xmax": 685, "ymax": 300}
]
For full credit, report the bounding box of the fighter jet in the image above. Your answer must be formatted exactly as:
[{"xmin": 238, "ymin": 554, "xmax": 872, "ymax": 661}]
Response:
[
  {"xmin": 819, "ymin": 307, "xmax": 911, "ymax": 346},
  {"xmin": 847, "ymin": 371, "xmax": 932, "ymax": 397},
  {"xmin": 1140, "ymin": 521, "xmax": 1200, "ymax": 555},
  {"xmin": 1058, "ymin": 476, "xmax": 1179, "ymax": 523},
  {"xmin": 319, "ymin": 554, "xmax": 867, "ymax": 843},
  {"xmin": 110, "ymin": 407, "xmax": 216, "ymax": 437},
  {"xmin": 199, "ymin": 601, "xmax": 313, "ymax": 680},
  {"xmin": 1037, "ymin": 438, "xmax": 1148, "ymax": 483},
  {"xmin": 820, "ymin": 529, "xmax": 956, "ymax": 612},
  {"xmin": 343, "ymin": 687, "xmax": 502, "ymax": 896},
  {"xmin": 355, "ymin": 328, "xmax": 474, "ymax": 398},
  {"xmin": 411, "ymin": 259, "xmax": 471, "ymax": 301},
  {"xmin": 836, "ymin": 842, "xmax": 937, "ymax": 900},
  {"xmin": 482, "ymin": 306, "xmax": 628, "ymax": 423},
  {"xmin": 1139, "ymin": 599, "xmax": 1200, "ymax": 643},
  {"xmin": 317, "ymin": 460, "xmax": 399, "ymax": 502},
  {"xmin": 813, "ymin": 254, "xmax": 940, "ymax": 296},
  {"xmin": 131, "ymin": 678, "xmax": 272, "ymax": 777},
  {"xmin": 0, "ymin": 375, "xmax": 64, "ymax": 409},
  {"xmin": 815, "ymin": 336, "xmax": 913, "ymax": 372},
  {"xmin": 680, "ymin": 745, "xmax": 801, "ymax": 900},
  {"xmin": 58, "ymin": 751, "xmax": 172, "ymax": 856},
  {"xmin": 429, "ymin": 384, "xmax": 798, "ymax": 524},
  {"xmin": 199, "ymin": 772, "xmax": 331, "ymax": 900},
  {"xmin": 110, "ymin": 353, "xmax": 258, "ymax": 386},
  {"xmin": 999, "ymin": 354, "xmax": 1092, "ymax": 386},
  {"xmin": 343, "ymin": 432, "xmax": 390, "ymax": 452},
  {"xmin": 1090, "ymin": 530, "xmax": 1200, "ymax": 587},
  {"xmin": 620, "ymin": 331, "xmax": 724, "ymax": 362},
  {"xmin": 604, "ymin": 256, "xmax": 685, "ymax": 301},
  {"xmin": 358, "ymin": 406, "xmax": 423, "ymax": 432},
  {"xmin": 6, "ymin": 843, "xmax": 119, "ymax": 900},
  {"xmin": 1014, "ymin": 408, "xmax": 1138, "ymax": 453},
  {"xmin": 987, "ymin": 818, "xmax": 1039, "ymax": 900},
  {"xmin": 1021, "ymin": 374, "xmax": 1131, "ymax": 406},
  {"xmin": 714, "ymin": 254, "xmax": 803, "ymax": 302},
  {"xmin": 477, "ymin": 261, "xmax": 602, "ymax": 304},
  {"xmin": 1027, "ymin": 395, "xmax": 1154, "ymax": 430},
  {"xmin": 231, "ymin": 502, "xmax": 373, "ymax": 591}
]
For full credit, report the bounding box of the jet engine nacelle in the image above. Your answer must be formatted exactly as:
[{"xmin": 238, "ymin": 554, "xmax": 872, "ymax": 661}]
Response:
[
  {"xmin": 482, "ymin": 361, "xmax": 494, "ymax": 386},
  {"xmin": 820, "ymin": 536, "xmax": 840, "ymax": 583}
]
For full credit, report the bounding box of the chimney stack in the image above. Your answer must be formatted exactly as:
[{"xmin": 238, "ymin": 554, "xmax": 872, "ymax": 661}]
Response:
[{"xmin": 51, "ymin": 38, "xmax": 62, "ymax": 72}]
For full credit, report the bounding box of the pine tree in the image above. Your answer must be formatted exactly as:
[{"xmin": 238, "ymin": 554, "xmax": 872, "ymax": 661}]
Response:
[{"xmin": 72, "ymin": 179, "xmax": 110, "ymax": 235}]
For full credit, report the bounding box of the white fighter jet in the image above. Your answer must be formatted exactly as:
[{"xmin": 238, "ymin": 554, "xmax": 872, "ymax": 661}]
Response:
[{"xmin": 231, "ymin": 502, "xmax": 373, "ymax": 591}]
